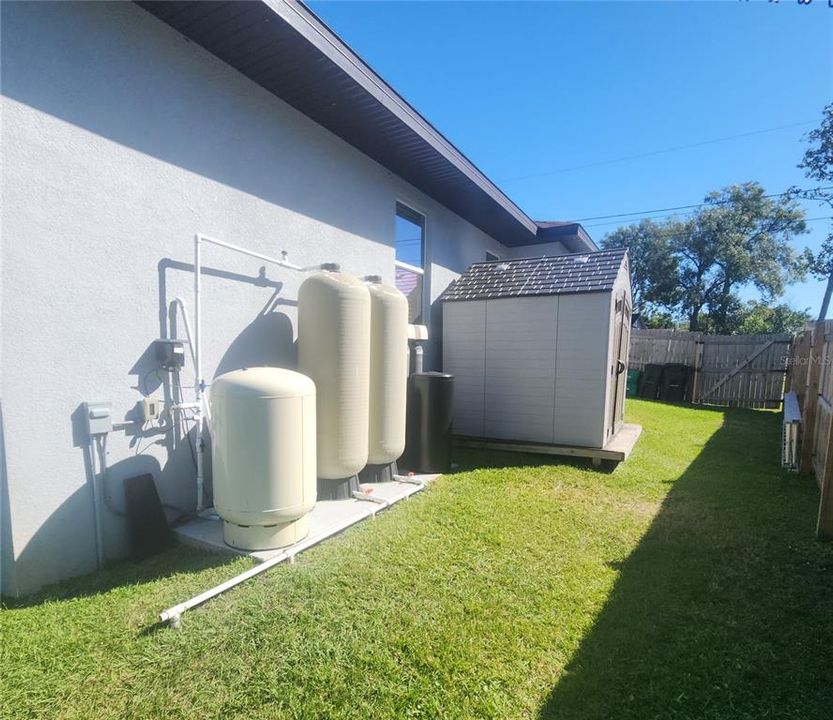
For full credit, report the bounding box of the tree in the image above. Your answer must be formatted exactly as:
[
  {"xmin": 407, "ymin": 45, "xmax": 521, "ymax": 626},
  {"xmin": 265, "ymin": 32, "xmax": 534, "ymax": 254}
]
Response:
[
  {"xmin": 602, "ymin": 182, "xmax": 808, "ymax": 333},
  {"xmin": 794, "ymin": 104, "xmax": 833, "ymax": 320},
  {"xmin": 728, "ymin": 300, "xmax": 811, "ymax": 335},
  {"xmin": 670, "ymin": 182, "xmax": 806, "ymax": 331},
  {"xmin": 600, "ymin": 219, "xmax": 679, "ymax": 317}
]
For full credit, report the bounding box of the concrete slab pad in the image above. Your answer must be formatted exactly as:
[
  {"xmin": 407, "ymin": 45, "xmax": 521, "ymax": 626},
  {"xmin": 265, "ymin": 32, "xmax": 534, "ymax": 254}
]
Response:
[{"xmin": 173, "ymin": 474, "xmax": 441, "ymax": 562}]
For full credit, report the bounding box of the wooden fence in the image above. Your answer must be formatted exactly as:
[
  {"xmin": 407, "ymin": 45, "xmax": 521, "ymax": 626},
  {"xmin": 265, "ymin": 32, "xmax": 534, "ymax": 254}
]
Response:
[
  {"xmin": 785, "ymin": 321, "xmax": 833, "ymax": 539},
  {"xmin": 630, "ymin": 329, "xmax": 792, "ymax": 408}
]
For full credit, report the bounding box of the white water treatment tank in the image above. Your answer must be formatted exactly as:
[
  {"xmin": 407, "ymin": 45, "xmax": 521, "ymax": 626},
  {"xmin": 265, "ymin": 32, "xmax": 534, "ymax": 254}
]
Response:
[
  {"xmin": 211, "ymin": 367, "xmax": 316, "ymax": 550},
  {"xmin": 365, "ymin": 276, "xmax": 409, "ymax": 465},
  {"xmin": 298, "ymin": 266, "xmax": 371, "ymax": 479}
]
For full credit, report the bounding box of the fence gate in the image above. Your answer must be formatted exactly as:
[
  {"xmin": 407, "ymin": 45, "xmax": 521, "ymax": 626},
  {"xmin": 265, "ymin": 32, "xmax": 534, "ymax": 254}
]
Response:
[{"xmin": 696, "ymin": 334, "xmax": 792, "ymax": 409}]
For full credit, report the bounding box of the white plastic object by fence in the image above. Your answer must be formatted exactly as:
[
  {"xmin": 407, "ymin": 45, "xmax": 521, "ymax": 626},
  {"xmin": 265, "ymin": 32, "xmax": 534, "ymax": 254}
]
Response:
[{"xmin": 782, "ymin": 390, "xmax": 801, "ymax": 471}]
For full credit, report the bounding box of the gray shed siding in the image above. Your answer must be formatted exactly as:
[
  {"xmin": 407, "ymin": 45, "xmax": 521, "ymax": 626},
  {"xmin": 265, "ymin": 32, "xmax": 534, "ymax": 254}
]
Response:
[
  {"xmin": 484, "ymin": 298, "xmax": 558, "ymax": 444},
  {"xmin": 553, "ymin": 293, "xmax": 611, "ymax": 448},
  {"xmin": 443, "ymin": 290, "xmax": 615, "ymax": 449},
  {"xmin": 0, "ymin": 1, "xmax": 516, "ymax": 595}
]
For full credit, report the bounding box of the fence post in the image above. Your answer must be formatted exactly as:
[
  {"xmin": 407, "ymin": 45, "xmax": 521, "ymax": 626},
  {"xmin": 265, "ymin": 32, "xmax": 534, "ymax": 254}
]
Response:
[
  {"xmin": 691, "ymin": 337, "xmax": 704, "ymax": 403},
  {"xmin": 784, "ymin": 333, "xmax": 797, "ymax": 394},
  {"xmin": 800, "ymin": 323, "xmax": 824, "ymax": 474}
]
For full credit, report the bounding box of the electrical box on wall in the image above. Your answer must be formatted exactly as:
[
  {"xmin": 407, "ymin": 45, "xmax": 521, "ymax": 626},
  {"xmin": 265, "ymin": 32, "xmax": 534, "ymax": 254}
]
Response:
[
  {"xmin": 83, "ymin": 402, "xmax": 112, "ymax": 437},
  {"xmin": 155, "ymin": 339, "xmax": 186, "ymax": 370},
  {"xmin": 141, "ymin": 397, "xmax": 161, "ymax": 422}
]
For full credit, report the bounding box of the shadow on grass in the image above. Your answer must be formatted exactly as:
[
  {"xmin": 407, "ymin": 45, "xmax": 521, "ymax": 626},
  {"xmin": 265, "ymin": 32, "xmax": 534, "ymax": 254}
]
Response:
[
  {"xmin": 1, "ymin": 544, "xmax": 237, "ymax": 609},
  {"xmin": 538, "ymin": 407, "xmax": 833, "ymax": 719}
]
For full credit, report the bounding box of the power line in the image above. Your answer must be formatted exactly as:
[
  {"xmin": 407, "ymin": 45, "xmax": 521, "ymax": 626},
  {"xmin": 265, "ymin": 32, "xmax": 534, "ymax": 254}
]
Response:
[
  {"xmin": 575, "ymin": 186, "xmax": 833, "ymax": 223},
  {"xmin": 587, "ymin": 214, "xmax": 832, "ymax": 231},
  {"xmin": 507, "ymin": 120, "xmax": 814, "ymax": 180}
]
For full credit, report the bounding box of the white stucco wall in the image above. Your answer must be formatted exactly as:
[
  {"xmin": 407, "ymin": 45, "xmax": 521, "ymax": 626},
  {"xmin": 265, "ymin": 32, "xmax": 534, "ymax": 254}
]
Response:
[
  {"xmin": 505, "ymin": 240, "xmax": 570, "ymax": 259},
  {"xmin": 0, "ymin": 0, "xmax": 512, "ymax": 595}
]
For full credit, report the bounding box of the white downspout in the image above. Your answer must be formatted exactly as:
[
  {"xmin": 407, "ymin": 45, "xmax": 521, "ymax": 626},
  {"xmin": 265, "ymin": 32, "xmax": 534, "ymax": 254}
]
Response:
[
  {"xmin": 193, "ymin": 235, "xmax": 205, "ymax": 512},
  {"xmin": 88, "ymin": 439, "xmax": 105, "ymax": 568}
]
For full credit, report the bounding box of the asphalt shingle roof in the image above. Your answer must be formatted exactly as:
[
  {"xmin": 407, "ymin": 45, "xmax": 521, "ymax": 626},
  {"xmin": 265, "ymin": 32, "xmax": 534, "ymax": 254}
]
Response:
[{"xmin": 440, "ymin": 248, "xmax": 628, "ymax": 302}]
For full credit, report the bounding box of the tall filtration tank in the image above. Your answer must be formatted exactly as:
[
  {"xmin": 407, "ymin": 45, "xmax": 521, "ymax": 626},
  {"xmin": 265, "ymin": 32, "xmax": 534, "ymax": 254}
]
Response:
[
  {"xmin": 365, "ymin": 276, "xmax": 409, "ymax": 465},
  {"xmin": 298, "ymin": 266, "xmax": 371, "ymax": 485},
  {"xmin": 211, "ymin": 367, "xmax": 316, "ymax": 550}
]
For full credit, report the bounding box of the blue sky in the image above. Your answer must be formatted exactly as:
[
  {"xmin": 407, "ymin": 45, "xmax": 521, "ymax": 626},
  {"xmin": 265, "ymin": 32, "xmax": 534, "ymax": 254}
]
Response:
[{"xmin": 310, "ymin": 0, "xmax": 833, "ymax": 316}]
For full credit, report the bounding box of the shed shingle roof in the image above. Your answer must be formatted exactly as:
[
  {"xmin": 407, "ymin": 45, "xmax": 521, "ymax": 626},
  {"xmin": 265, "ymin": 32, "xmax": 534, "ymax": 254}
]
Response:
[{"xmin": 440, "ymin": 248, "xmax": 628, "ymax": 302}]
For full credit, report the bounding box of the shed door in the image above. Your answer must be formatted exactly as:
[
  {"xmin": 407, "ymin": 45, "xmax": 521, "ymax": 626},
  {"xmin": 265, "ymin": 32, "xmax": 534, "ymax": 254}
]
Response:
[{"xmin": 609, "ymin": 294, "xmax": 631, "ymax": 436}]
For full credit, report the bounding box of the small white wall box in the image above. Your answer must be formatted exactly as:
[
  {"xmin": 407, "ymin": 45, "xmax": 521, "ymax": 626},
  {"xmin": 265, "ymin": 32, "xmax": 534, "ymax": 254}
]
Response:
[
  {"xmin": 141, "ymin": 397, "xmax": 161, "ymax": 422},
  {"xmin": 83, "ymin": 402, "xmax": 112, "ymax": 436},
  {"xmin": 154, "ymin": 339, "xmax": 186, "ymax": 370}
]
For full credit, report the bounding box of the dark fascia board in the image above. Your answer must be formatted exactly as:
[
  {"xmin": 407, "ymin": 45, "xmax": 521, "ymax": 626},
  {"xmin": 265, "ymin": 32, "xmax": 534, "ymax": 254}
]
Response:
[
  {"xmin": 136, "ymin": 0, "xmax": 541, "ymax": 245},
  {"xmin": 534, "ymin": 221, "xmax": 598, "ymax": 253},
  {"xmin": 572, "ymin": 225, "xmax": 598, "ymax": 252}
]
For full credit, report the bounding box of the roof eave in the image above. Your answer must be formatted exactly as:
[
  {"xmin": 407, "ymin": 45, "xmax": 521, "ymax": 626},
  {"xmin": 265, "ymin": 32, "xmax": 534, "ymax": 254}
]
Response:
[
  {"xmin": 279, "ymin": 1, "xmax": 538, "ymax": 235},
  {"xmin": 136, "ymin": 0, "xmax": 541, "ymax": 245},
  {"xmin": 534, "ymin": 221, "xmax": 598, "ymax": 253}
]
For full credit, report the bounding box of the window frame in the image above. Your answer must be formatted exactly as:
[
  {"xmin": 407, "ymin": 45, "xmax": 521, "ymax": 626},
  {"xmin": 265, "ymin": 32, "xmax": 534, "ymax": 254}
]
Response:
[{"xmin": 394, "ymin": 200, "xmax": 427, "ymax": 324}]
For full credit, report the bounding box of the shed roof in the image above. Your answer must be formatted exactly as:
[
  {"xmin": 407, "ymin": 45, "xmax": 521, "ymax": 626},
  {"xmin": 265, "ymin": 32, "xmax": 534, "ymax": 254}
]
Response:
[
  {"xmin": 135, "ymin": 0, "xmax": 596, "ymax": 251},
  {"xmin": 440, "ymin": 248, "xmax": 628, "ymax": 302}
]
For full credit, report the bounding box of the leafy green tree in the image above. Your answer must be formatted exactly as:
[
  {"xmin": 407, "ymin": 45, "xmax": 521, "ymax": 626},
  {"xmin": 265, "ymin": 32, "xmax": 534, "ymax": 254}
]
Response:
[
  {"xmin": 600, "ymin": 219, "xmax": 679, "ymax": 317},
  {"xmin": 639, "ymin": 310, "xmax": 677, "ymax": 329},
  {"xmin": 671, "ymin": 182, "xmax": 806, "ymax": 331},
  {"xmin": 732, "ymin": 301, "xmax": 811, "ymax": 335},
  {"xmin": 603, "ymin": 182, "xmax": 807, "ymax": 333},
  {"xmin": 793, "ymin": 104, "xmax": 833, "ymax": 319}
]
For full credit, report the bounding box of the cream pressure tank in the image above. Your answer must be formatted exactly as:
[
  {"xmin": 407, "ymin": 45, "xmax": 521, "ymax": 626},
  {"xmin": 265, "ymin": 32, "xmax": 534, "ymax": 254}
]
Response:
[
  {"xmin": 365, "ymin": 276, "xmax": 409, "ymax": 465},
  {"xmin": 210, "ymin": 367, "xmax": 316, "ymax": 550},
  {"xmin": 297, "ymin": 266, "xmax": 371, "ymax": 484}
]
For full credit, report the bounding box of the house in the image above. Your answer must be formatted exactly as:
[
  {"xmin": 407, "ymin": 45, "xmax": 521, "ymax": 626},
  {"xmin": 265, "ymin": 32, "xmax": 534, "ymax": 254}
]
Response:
[
  {"xmin": 0, "ymin": 0, "xmax": 596, "ymax": 596},
  {"xmin": 442, "ymin": 248, "xmax": 631, "ymax": 449}
]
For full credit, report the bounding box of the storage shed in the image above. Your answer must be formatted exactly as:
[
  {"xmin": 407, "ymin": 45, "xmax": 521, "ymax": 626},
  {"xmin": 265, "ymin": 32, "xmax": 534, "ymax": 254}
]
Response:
[{"xmin": 441, "ymin": 248, "xmax": 632, "ymax": 450}]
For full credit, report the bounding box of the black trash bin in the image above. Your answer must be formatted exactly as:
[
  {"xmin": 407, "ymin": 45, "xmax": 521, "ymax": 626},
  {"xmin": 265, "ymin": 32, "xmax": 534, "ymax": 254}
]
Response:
[
  {"xmin": 640, "ymin": 363, "xmax": 663, "ymax": 399},
  {"xmin": 403, "ymin": 372, "xmax": 454, "ymax": 473},
  {"xmin": 659, "ymin": 363, "xmax": 693, "ymax": 402}
]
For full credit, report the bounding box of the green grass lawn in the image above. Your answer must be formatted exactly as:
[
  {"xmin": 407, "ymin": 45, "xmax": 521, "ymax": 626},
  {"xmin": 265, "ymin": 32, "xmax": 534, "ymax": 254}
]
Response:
[{"xmin": 2, "ymin": 400, "xmax": 832, "ymax": 719}]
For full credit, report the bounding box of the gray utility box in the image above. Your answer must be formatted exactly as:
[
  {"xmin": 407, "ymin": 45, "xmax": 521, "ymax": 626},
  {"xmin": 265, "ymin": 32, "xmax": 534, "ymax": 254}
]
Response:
[{"xmin": 83, "ymin": 402, "xmax": 112, "ymax": 436}]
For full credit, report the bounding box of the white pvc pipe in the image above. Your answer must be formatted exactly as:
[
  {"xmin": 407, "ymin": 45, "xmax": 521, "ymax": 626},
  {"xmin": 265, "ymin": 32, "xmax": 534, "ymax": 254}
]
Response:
[
  {"xmin": 170, "ymin": 297, "xmax": 197, "ymax": 370},
  {"xmin": 87, "ymin": 440, "xmax": 105, "ymax": 569},
  {"xmin": 161, "ymin": 549, "xmax": 289, "ymax": 627},
  {"xmin": 171, "ymin": 402, "xmax": 201, "ymax": 411},
  {"xmin": 159, "ymin": 478, "xmax": 425, "ymax": 626},
  {"xmin": 193, "ymin": 235, "xmax": 205, "ymax": 512},
  {"xmin": 197, "ymin": 233, "xmax": 306, "ymax": 272}
]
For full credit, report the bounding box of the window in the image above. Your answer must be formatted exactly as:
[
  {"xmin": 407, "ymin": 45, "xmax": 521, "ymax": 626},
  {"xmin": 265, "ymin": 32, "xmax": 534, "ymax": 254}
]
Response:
[
  {"xmin": 394, "ymin": 202, "xmax": 425, "ymax": 323},
  {"xmin": 486, "ymin": 251, "xmax": 500, "ymax": 262}
]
